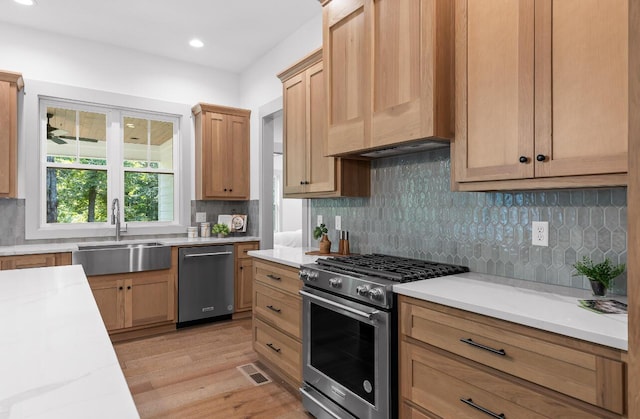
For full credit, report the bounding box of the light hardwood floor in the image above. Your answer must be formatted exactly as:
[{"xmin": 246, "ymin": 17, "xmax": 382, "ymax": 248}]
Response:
[{"xmin": 113, "ymin": 318, "xmax": 309, "ymax": 419}]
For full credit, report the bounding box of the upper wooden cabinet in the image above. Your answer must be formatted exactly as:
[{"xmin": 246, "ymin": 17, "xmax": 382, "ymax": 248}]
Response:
[
  {"xmin": 192, "ymin": 103, "xmax": 250, "ymax": 200},
  {"xmin": 278, "ymin": 49, "xmax": 370, "ymax": 198},
  {"xmin": 0, "ymin": 71, "xmax": 23, "ymax": 198},
  {"xmin": 322, "ymin": 0, "xmax": 454, "ymax": 157},
  {"xmin": 452, "ymin": 0, "xmax": 628, "ymax": 191}
]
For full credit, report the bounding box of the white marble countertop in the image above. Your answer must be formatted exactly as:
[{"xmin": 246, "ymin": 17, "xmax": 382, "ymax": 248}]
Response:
[
  {"xmin": 0, "ymin": 265, "xmax": 139, "ymax": 418},
  {"xmin": 247, "ymin": 247, "xmax": 325, "ymax": 268},
  {"xmin": 394, "ymin": 272, "xmax": 628, "ymax": 351},
  {"xmin": 0, "ymin": 236, "xmax": 261, "ymax": 256}
]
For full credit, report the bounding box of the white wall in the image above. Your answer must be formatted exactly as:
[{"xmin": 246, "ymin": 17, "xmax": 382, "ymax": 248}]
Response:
[
  {"xmin": 239, "ymin": 13, "xmax": 322, "ymax": 200},
  {"xmin": 0, "ymin": 22, "xmax": 239, "ymax": 106}
]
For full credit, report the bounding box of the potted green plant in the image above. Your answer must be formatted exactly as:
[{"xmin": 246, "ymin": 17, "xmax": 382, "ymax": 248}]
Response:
[
  {"xmin": 572, "ymin": 256, "xmax": 625, "ymax": 297},
  {"xmin": 212, "ymin": 223, "xmax": 230, "ymax": 238},
  {"xmin": 313, "ymin": 223, "xmax": 331, "ymax": 254}
]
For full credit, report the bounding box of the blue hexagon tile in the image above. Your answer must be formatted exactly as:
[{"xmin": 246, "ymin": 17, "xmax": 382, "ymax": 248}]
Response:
[{"xmin": 311, "ymin": 149, "xmax": 627, "ymax": 294}]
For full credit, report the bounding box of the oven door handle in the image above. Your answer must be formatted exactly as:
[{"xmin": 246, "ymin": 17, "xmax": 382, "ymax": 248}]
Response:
[
  {"xmin": 300, "ymin": 387, "xmax": 343, "ymax": 419},
  {"xmin": 299, "ymin": 290, "xmax": 379, "ymax": 320}
]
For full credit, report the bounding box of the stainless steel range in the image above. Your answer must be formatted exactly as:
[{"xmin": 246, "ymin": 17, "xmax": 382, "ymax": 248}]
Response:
[{"xmin": 299, "ymin": 254, "xmax": 468, "ymax": 419}]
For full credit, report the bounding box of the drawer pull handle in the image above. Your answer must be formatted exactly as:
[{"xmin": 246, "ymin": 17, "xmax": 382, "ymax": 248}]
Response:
[
  {"xmin": 460, "ymin": 338, "xmax": 506, "ymax": 356},
  {"xmin": 266, "ymin": 274, "xmax": 281, "ymax": 281},
  {"xmin": 460, "ymin": 398, "xmax": 505, "ymax": 418},
  {"xmin": 266, "ymin": 343, "xmax": 281, "ymax": 353},
  {"xmin": 266, "ymin": 305, "xmax": 282, "ymax": 313}
]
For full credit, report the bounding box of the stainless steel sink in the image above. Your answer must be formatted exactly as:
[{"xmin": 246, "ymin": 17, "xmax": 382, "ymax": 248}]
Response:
[{"xmin": 72, "ymin": 241, "xmax": 171, "ymax": 276}]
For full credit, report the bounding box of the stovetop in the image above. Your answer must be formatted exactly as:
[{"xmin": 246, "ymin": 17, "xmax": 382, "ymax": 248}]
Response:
[
  {"xmin": 301, "ymin": 254, "xmax": 468, "ymax": 309},
  {"xmin": 317, "ymin": 254, "xmax": 468, "ymax": 283}
]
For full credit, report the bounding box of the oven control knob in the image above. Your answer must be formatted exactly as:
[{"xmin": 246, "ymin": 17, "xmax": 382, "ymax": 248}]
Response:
[
  {"xmin": 356, "ymin": 285, "xmax": 370, "ymax": 296},
  {"xmin": 329, "ymin": 277, "xmax": 342, "ymax": 288},
  {"xmin": 310, "ymin": 271, "xmax": 319, "ymax": 280},
  {"xmin": 368, "ymin": 288, "xmax": 385, "ymax": 300},
  {"xmin": 299, "ymin": 269, "xmax": 309, "ymax": 280}
]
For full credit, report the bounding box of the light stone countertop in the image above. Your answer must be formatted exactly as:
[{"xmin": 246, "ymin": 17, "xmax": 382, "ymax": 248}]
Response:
[
  {"xmin": 394, "ymin": 271, "xmax": 628, "ymax": 351},
  {"xmin": 0, "ymin": 265, "xmax": 139, "ymax": 418},
  {"xmin": 0, "ymin": 236, "xmax": 261, "ymax": 256},
  {"xmin": 247, "ymin": 247, "xmax": 325, "ymax": 268}
]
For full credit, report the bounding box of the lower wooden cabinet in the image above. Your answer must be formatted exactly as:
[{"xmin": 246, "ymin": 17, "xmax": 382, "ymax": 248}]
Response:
[
  {"xmin": 252, "ymin": 259, "xmax": 302, "ymax": 389},
  {"xmin": 88, "ymin": 268, "xmax": 176, "ymax": 338},
  {"xmin": 0, "ymin": 252, "xmax": 71, "ymax": 270},
  {"xmin": 399, "ymin": 296, "xmax": 626, "ymax": 418},
  {"xmin": 234, "ymin": 241, "xmax": 259, "ymax": 313}
]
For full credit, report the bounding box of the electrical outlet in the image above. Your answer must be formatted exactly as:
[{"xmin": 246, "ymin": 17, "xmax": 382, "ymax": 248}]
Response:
[
  {"xmin": 317, "ymin": 215, "xmax": 323, "ymax": 226},
  {"xmin": 532, "ymin": 221, "xmax": 549, "ymax": 246},
  {"xmin": 195, "ymin": 212, "xmax": 207, "ymax": 223},
  {"xmin": 335, "ymin": 215, "xmax": 342, "ymax": 230}
]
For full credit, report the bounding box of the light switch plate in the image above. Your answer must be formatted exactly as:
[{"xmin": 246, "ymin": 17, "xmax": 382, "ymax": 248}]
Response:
[
  {"xmin": 532, "ymin": 221, "xmax": 549, "ymax": 246},
  {"xmin": 195, "ymin": 212, "xmax": 207, "ymax": 223},
  {"xmin": 317, "ymin": 215, "xmax": 323, "ymax": 226},
  {"xmin": 335, "ymin": 215, "xmax": 342, "ymax": 230}
]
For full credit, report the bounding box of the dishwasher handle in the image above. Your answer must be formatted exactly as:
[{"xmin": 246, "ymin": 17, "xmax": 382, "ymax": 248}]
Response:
[{"xmin": 184, "ymin": 251, "xmax": 233, "ymax": 258}]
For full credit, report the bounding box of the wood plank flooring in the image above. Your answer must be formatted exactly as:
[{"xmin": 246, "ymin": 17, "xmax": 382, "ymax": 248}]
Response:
[{"xmin": 113, "ymin": 319, "xmax": 310, "ymax": 419}]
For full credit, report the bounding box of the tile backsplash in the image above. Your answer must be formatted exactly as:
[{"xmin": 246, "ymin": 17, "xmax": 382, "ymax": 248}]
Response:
[
  {"xmin": 0, "ymin": 199, "xmax": 259, "ymax": 245},
  {"xmin": 311, "ymin": 149, "xmax": 627, "ymax": 294}
]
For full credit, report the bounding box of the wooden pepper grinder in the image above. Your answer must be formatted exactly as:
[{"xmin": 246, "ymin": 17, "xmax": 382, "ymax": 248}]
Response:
[
  {"xmin": 338, "ymin": 230, "xmax": 345, "ymax": 255},
  {"xmin": 342, "ymin": 231, "xmax": 350, "ymax": 255}
]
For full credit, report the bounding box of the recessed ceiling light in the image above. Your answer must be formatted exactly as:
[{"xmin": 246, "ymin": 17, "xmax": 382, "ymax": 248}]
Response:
[
  {"xmin": 14, "ymin": 0, "xmax": 36, "ymax": 5},
  {"xmin": 189, "ymin": 38, "xmax": 204, "ymax": 48},
  {"xmin": 126, "ymin": 123, "xmax": 135, "ymax": 128}
]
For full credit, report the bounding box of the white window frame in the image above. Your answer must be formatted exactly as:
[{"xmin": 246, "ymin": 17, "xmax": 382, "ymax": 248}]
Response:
[{"xmin": 23, "ymin": 81, "xmax": 191, "ymax": 240}]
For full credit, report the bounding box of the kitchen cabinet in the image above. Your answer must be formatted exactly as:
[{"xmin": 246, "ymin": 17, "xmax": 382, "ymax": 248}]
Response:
[
  {"xmin": 192, "ymin": 103, "xmax": 250, "ymax": 200},
  {"xmin": 322, "ymin": 0, "xmax": 453, "ymax": 157},
  {"xmin": 452, "ymin": 0, "xmax": 628, "ymax": 191},
  {"xmin": 278, "ymin": 48, "xmax": 370, "ymax": 198},
  {"xmin": 234, "ymin": 241, "xmax": 259, "ymax": 315},
  {"xmin": 0, "ymin": 70, "xmax": 23, "ymax": 198},
  {"xmin": 0, "ymin": 252, "xmax": 71, "ymax": 270},
  {"xmin": 88, "ymin": 265, "xmax": 176, "ymax": 341},
  {"xmin": 399, "ymin": 296, "xmax": 626, "ymax": 417},
  {"xmin": 252, "ymin": 259, "xmax": 302, "ymax": 389}
]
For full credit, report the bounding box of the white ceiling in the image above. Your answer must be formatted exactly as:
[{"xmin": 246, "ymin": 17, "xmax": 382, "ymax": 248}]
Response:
[{"xmin": 0, "ymin": 0, "xmax": 321, "ymax": 73}]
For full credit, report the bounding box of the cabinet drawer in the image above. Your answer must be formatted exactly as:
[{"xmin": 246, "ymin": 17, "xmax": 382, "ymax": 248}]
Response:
[
  {"xmin": 236, "ymin": 242, "xmax": 259, "ymax": 259},
  {"xmin": 254, "ymin": 317, "xmax": 301, "ymax": 384},
  {"xmin": 254, "ymin": 260, "xmax": 301, "ymax": 296},
  {"xmin": 1, "ymin": 253, "xmax": 57, "ymax": 270},
  {"xmin": 401, "ymin": 299, "xmax": 625, "ymax": 413},
  {"xmin": 402, "ymin": 342, "xmax": 609, "ymax": 419},
  {"xmin": 254, "ymin": 281, "xmax": 301, "ymax": 339}
]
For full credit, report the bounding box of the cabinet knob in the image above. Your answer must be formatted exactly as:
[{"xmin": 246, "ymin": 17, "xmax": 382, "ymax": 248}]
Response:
[
  {"xmin": 229, "ymin": 189, "xmax": 232, "ymax": 192},
  {"xmin": 119, "ymin": 286, "xmax": 123, "ymax": 290},
  {"xmin": 536, "ymin": 154, "xmax": 546, "ymax": 162},
  {"xmin": 300, "ymin": 181, "xmax": 304, "ymax": 185},
  {"xmin": 127, "ymin": 285, "xmax": 131, "ymax": 290},
  {"xmin": 305, "ymin": 181, "xmax": 310, "ymax": 185},
  {"xmin": 224, "ymin": 188, "xmax": 227, "ymax": 191},
  {"xmin": 519, "ymin": 156, "xmax": 528, "ymax": 163}
]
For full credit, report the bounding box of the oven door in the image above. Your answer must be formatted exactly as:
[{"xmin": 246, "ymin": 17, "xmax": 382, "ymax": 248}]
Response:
[{"xmin": 300, "ymin": 286, "xmax": 391, "ymax": 419}]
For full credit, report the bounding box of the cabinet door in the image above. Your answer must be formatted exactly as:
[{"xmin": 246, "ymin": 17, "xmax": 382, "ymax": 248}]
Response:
[
  {"xmin": 235, "ymin": 257, "xmax": 254, "ymax": 312},
  {"xmin": 534, "ymin": 0, "xmax": 628, "ymax": 177},
  {"xmin": 0, "ymin": 80, "xmax": 16, "ymax": 197},
  {"xmin": 129, "ymin": 272, "xmax": 175, "ymax": 328},
  {"xmin": 227, "ymin": 114, "xmax": 250, "ymax": 199},
  {"xmin": 306, "ymin": 62, "xmax": 336, "ymax": 194},
  {"xmin": 202, "ymin": 112, "xmax": 229, "ymax": 198},
  {"xmin": 324, "ymin": 0, "xmax": 369, "ymax": 155},
  {"xmin": 89, "ymin": 278, "xmax": 126, "ymax": 331},
  {"xmin": 454, "ymin": 0, "xmax": 534, "ymax": 182},
  {"xmin": 1, "ymin": 254, "xmax": 57, "ymax": 270},
  {"xmin": 370, "ymin": 0, "xmax": 452, "ymax": 147},
  {"xmin": 283, "ymin": 73, "xmax": 307, "ymax": 195}
]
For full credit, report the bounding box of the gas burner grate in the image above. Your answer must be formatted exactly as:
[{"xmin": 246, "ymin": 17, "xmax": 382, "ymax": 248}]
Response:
[{"xmin": 317, "ymin": 254, "xmax": 468, "ymax": 282}]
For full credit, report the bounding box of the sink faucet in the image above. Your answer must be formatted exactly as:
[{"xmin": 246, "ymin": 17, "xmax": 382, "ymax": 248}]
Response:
[{"xmin": 111, "ymin": 198, "xmax": 121, "ymax": 241}]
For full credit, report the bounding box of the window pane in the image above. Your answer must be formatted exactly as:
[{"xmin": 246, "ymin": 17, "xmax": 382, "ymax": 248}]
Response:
[
  {"xmin": 46, "ymin": 107, "xmax": 106, "ymax": 165},
  {"xmin": 46, "ymin": 168, "xmax": 107, "ymax": 223},
  {"xmin": 124, "ymin": 172, "xmax": 174, "ymax": 222},
  {"xmin": 123, "ymin": 117, "xmax": 148, "ymax": 168},
  {"xmin": 78, "ymin": 110, "xmax": 107, "ymax": 164},
  {"xmin": 150, "ymin": 120, "xmax": 173, "ymax": 170}
]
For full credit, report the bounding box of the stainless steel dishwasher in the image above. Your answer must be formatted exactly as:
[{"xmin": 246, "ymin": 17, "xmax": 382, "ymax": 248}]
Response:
[{"xmin": 178, "ymin": 245, "xmax": 234, "ymax": 327}]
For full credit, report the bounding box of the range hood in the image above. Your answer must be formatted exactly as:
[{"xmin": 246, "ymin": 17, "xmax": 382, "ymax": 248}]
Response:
[{"xmin": 350, "ymin": 138, "xmax": 451, "ymax": 159}]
